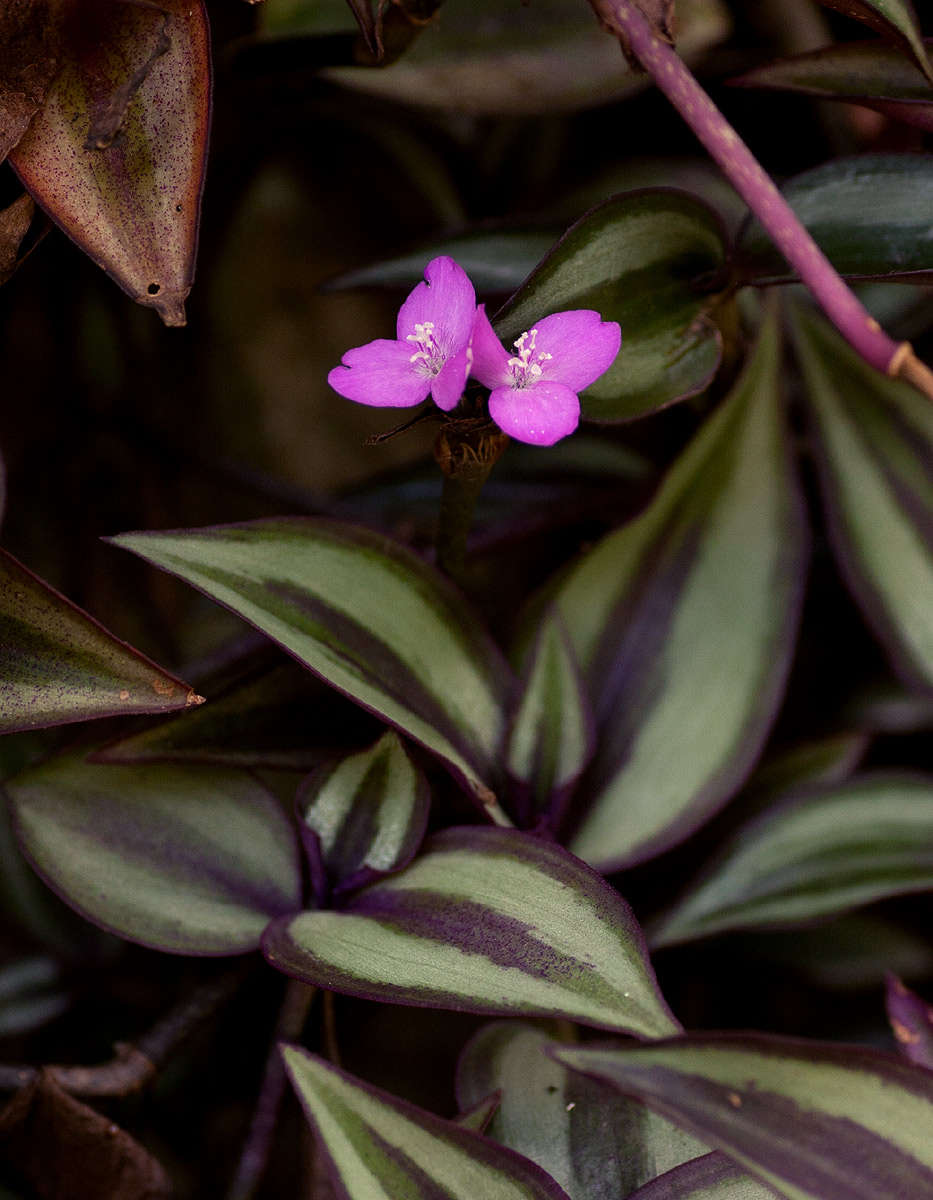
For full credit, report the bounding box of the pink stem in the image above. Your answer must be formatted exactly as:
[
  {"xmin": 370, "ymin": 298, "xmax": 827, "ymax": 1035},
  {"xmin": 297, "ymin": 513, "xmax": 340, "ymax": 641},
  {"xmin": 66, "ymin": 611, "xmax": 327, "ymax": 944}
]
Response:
[{"xmin": 593, "ymin": 0, "xmax": 904, "ymax": 375}]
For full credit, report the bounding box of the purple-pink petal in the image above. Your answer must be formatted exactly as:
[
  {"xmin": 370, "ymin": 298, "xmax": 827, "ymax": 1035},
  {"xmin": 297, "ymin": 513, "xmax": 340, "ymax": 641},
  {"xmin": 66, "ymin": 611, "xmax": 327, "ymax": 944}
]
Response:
[
  {"xmin": 469, "ymin": 304, "xmax": 512, "ymax": 389},
  {"xmin": 534, "ymin": 310, "xmax": 622, "ymax": 392},
  {"xmin": 327, "ymin": 339, "xmax": 432, "ymax": 409},
  {"xmin": 489, "ymin": 380, "xmax": 580, "ymax": 446},
  {"xmin": 396, "ymin": 256, "xmax": 476, "ymax": 356},
  {"xmin": 432, "ymin": 346, "xmax": 471, "ymax": 412}
]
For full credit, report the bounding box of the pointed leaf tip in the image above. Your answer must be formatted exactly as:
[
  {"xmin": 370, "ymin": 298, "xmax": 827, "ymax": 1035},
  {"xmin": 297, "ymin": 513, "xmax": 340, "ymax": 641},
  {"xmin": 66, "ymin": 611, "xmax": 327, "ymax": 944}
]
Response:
[
  {"xmin": 264, "ymin": 826, "xmax": 679, "ymax": 1038},
  {"xmin": 282, "ymin": 1044, "xmax": 572, "ymax": 1200}
]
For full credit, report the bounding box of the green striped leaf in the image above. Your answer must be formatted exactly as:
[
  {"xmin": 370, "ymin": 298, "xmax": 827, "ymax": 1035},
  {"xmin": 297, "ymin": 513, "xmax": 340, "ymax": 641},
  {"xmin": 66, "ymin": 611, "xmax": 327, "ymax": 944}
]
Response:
[
  {"xmin": 299, "ymin": 729, "xmax": 430, "ymax": 899},
  {"xmin": 506, "ymin": 618, "xmax": 594, "ymax": 830},
  {"xmin": 0, "ymin": 547, "xmax": 201, "ymax": 734},
  {"xmin": 791, "ymin": 303, "xmax": 933, "ymax": 689},
  {"xmin": 7, "ymin": 753, "xmax": 302, "ymax": 954},
  {"xmin": 628, "ymin": 1153, "xmax": 770, "ymax": 1200},
  {"xmin": 456, "ymin": 1022, "xmax": 705, "ymax": 1199},
  {"xmin": 10, "ymin": 0, "xmax": 211, "ymax": 324},
  {"xmin": 815, "ymin": 0, "xmax": 933, "ymax": 85},
  {"xmin": 494, "ymin": 190, "xmax": 726, "ymax": 422},
  {"xmin": 548, "ymin": 311, "xmax": 807, "ymax": 870},
  {"xmin": 554, "ymin": 1033, "xmax": 933, "ymax": 1200},
  {"xmin": 263, "ymin": 827, "xmax": 679, "ymax": 1038},
  {"xmin": 281, "ymin": 1044, "xmax": 572, "ymax": 1200},
  {"xmin": 731, "ymin": 40, "xmax": 933, "ymax": 133},
  {"xmin": 739, "ymin": 156, "xmax": 933, "ymax": 283},
  {"xmin": 108, "ymin": 519, "xmax": 511, "ymax": 812},
  {"xmin": 650, "ymin": 774, "xmax": 933, "ymax": 949}
]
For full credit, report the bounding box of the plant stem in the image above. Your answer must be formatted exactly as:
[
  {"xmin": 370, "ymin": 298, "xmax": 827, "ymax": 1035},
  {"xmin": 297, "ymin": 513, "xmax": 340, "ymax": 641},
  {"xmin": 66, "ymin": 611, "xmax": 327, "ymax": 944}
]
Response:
[
  {"xmin": 0, "ymin": 964, "xmax": 250, "ymax": 1096},
  {"xmin": 225, "ymin": 980, "xmax": 316, "ymax": 1200},
  {"xmin": 433, "ymin": 423, "xmax": 508, "ymax": 585},
  {"xmin": 590, "ymin": 0, "xmax": 933, "ymax": 399}
]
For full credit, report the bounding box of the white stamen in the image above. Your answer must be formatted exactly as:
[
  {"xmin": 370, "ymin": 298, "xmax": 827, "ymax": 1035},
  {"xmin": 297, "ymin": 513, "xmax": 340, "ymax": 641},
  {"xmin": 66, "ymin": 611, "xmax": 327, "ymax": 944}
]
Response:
[
  {"xmin": 406, "ymin": 320, "xmax": 442, "ymax": 373},
  {"xmin": 507, "ymin": 327, "xmax": 553, "ymax": 387}
]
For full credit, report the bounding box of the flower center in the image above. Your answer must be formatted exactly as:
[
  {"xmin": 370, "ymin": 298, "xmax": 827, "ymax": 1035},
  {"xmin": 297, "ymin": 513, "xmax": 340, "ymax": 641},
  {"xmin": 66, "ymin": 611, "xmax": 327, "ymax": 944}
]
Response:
[
  {"xmin": 507, "ymin": 328, "xmax": 552, "ymax": 388},
  {"xmin": 406, "ymin": 321, "xmax": 444, "ymax": 377}
]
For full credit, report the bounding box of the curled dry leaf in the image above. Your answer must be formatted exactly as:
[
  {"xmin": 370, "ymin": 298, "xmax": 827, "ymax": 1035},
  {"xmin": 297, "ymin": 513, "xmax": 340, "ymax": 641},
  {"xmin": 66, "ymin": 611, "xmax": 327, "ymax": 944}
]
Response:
[
  {"xmin": 0, "ymin": 1070, "xmax": 172, "ymax": 1200},
  {"xmin": 0, "ymin": 0, "xmax": 62, "ymax": 164},
  {"xmin": 10, "ymin": 0, "xmax": 212, "ymax": 326},
  {"xmin": 0, "ymin": 193, "xmax": 35, "ymax": 286}
]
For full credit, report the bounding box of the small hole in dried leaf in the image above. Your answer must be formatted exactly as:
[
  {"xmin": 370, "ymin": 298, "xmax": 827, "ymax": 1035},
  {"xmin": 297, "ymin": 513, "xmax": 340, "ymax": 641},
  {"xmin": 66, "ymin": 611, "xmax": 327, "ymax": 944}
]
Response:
[{"xmin": 147, "ymin": 283, "xmax": 160, "ymax": 295}]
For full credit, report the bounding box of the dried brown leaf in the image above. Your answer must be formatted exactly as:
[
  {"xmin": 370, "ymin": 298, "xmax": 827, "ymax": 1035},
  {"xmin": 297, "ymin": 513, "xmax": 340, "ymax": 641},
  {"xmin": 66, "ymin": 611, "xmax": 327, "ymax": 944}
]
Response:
[
  {"xmin": 0, "ymin": 1070, "xmax": 172, "ymax": 1200},
  {"xmin": 0, "ymin": 193, "xmax": 35, "ymax": 285},
  {"xmin": 0, "ymin": 0, "xmax": 63, "ymax": 163}
]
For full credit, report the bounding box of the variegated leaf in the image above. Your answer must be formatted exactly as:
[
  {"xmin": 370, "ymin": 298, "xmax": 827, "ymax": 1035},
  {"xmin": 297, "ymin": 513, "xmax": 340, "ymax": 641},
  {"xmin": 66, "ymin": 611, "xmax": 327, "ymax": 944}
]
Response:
[
  {"xmin": 299, "ymin": 729, "xmax": 430, "ymax": 899},
  {"xmin": 627, "ymin": 1152, "xmax": 770, "ymax": 1200},
  {"xmin": 650, "ymin": 773, "xmax": 933, "ymax": 948},
  {"xmin": 546, "ymin": 310, "xmax": 807, "ymax": 870},
  {"xmin": 791, "ymin": 302, "xmax": 933, "ymax": 690},
  {"xmin": 506, "ymin": 617, "xmax": 594, "ymax": 830},
  {"xmin": 7, "ymin": 752, "xmax": 302, "ymax": 954},
  {"xmin": 0, "ymin": 547, "xmax": 201, "ymax": 733},
  {"xmin": 457, "ymin": 1022, "xmax": 705, "ymax": 1199},
  {"xmin": 263, "ymin": 827, "xmax": 679, "ymax": 1038},
  {"xmin": 282, "ymin": 1044, "xmax": 572, "ymax": 1200},
  {"xmin": 555, "ymin": 1033, "xmax": 933, "ymax": 1200},
  {"xmin": 108, "ymin": 519, "xmax": 511, "ymax": 815}
]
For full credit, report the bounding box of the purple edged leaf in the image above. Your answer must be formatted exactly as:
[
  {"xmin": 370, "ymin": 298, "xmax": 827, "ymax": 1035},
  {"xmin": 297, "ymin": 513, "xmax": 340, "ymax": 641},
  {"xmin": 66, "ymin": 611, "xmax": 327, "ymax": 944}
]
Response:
[
  {"xmin": 281, "ymin": 1044, "xmax": 572, "ymax": 1200},
  {"xmin": 456, "ymin": 1022, "xmax": 705, "ymax": 1199},
  {"xmin": 738, "ymin": 156, "xmax": 933, "ymax": 284},
  {"xmin": 626, "ymin": 1151, "xmax": 774, "ymax": 1199},
  {"xmin": 649, "ymin": 772, "xmax": 933, "ymax": 949},
  {"xmin": 263, "ymin": 827, "xmax": 680, "ymax": 1038},
  {"xmin": 107, "ymin": 518, "xmax": 512, "ymax": 817},
  {"xmin": 298, "ymin": 728, "xmax": 430, "ymax": 901},
  {"xmin": 0, "ymin": 547, "xmax": 201, "ymax": 733},
  {"xmin": 93, "ymin": 661, "xmax": 375, "ymax": 770},
  {"xmin": 886, "ymin": 975, "xmax": 933, "ymax": 1069},
  {"xmin": 493, "ymin": 190, "xmax": 726, "ymax": 423},
  {"xmin": 814, "ymin": 0, "xmax": 933, "ymax": 85},
  {"xmin": 7, "ymin": 752, "xmax": 302, "ymax": 955},
  {"xmin": 791, "ymin": 303, "xmax": 933, "ymax": 689},
  {"xmin": 731, "ymin": 39, "xmax": 933, "ymax": 133},
  {"xmin": 506, "ymin": 617, "xmax": 595, "ymax": 831},
  {"xmin": 542, "ymin": 309, "xmax": 807, "ymax": 871},
  {"xmin": 554, "ymin": 1032, "xmax": 933, "ymax": 1200},
  {"xmin": 10, "ymin": 0, "xmax": 211, "ymax": 325}
]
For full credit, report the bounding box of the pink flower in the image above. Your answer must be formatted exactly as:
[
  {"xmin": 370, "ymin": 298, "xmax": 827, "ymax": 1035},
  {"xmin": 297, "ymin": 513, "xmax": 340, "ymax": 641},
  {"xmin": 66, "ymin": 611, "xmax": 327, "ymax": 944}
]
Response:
[
  {"xmin": 327, "ymin": 256, "xmax": 476, "ymax": 412},
  {"xmin": 470, "ymin": 304, "xmax": 622, "ymax": 446}
]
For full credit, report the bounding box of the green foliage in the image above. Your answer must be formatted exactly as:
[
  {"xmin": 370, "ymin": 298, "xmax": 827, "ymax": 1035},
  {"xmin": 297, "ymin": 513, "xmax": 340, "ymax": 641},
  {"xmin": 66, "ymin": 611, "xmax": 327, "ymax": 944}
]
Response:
[{"xmin": 2, "ymin": 0, "xmax": 933, "ymax": 1196}]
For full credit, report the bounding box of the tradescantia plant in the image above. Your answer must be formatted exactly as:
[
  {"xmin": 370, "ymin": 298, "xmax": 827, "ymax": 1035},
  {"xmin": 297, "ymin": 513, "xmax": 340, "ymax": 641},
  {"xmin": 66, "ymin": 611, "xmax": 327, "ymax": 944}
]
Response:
[{"xmin": 4, "ymin": 0, "xmax": 933, "ymax": 1197}]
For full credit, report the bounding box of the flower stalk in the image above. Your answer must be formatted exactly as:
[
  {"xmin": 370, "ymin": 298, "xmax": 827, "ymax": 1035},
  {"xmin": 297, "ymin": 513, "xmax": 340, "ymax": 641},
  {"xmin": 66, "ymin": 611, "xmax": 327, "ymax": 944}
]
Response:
[
  {"xmin": 590, "ymin": 0, "xmax": 933, "ymax": 400},
  {"xmin": 434, "ymin": 421, "xmax": 509, "ymax": 584}
]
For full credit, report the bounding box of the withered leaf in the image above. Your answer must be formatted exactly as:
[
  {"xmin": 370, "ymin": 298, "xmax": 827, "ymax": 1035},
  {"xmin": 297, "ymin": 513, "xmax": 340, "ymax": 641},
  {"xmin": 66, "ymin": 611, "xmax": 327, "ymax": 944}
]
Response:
[
  {"xmin": 79, "ymin": 4, "xmax": 173, "ymax": 150},
  {"xmin": 0, "ymin": 193, "xmax": 35, "ymax": 286},
  {"xmin": 0, "ymin": 0, "xmax": 63, "ymax": 164},
  {"xmin": 0, "ymin": 1070, "xmax": 172, "ymax": 1200}
]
